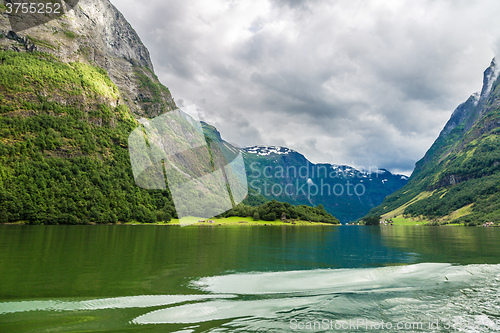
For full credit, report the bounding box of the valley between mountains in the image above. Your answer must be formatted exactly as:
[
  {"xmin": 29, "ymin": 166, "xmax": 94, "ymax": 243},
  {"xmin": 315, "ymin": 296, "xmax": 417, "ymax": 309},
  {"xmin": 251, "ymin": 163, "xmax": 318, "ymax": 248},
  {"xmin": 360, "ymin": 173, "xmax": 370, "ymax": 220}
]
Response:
[{"xmin": 0, "ymin": 0, "xmax": 499, "ymax": 226}]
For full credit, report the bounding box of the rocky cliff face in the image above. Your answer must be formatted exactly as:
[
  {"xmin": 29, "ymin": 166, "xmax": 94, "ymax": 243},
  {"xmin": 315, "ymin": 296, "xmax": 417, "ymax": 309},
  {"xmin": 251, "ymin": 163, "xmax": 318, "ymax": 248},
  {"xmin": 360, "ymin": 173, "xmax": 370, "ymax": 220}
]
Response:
[
  {"xmin": 438, "ymin": 59, "xmax": 499, "ymax": 144},
  {"xmin": 368, "ymin": 58, "xmax": 500, "ymax": 225},
  {"xmin": 0, "ymin": 0, "xmax": 175, "ymax": 117}
]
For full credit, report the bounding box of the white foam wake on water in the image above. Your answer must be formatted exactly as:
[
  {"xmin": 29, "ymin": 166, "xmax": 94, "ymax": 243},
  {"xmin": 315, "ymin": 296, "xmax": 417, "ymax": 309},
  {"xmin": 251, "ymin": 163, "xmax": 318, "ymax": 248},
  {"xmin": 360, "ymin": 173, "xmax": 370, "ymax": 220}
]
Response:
[
  {"xmin": 134, "ymin": 263, "xmax": 500, "ymax": 331},
  {"xmin": 132, "ymin": 296, "xmax": 325, "ymax": 325},
  {"xmin": 191, "ymin": 263, "xmax": 462, "ymax": 295},
  {"xmin": 0, "ymin": 294, "xmax": 235, "ymax": 315},
  {"xmin": 2, "ymin": 263, "xmax": 500, "ymax": 332}
]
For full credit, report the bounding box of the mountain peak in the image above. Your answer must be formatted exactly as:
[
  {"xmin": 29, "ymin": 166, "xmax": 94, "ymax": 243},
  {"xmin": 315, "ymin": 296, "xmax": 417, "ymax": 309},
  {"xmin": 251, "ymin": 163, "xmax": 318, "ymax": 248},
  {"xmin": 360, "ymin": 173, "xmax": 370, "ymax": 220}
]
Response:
[
  {"xmin": 440, "ymin": 57, "xmax": 500, "ymax": 137},
  {"xmin": 480, "ymin": 57, "xmax": 500, "ymax": 100}
]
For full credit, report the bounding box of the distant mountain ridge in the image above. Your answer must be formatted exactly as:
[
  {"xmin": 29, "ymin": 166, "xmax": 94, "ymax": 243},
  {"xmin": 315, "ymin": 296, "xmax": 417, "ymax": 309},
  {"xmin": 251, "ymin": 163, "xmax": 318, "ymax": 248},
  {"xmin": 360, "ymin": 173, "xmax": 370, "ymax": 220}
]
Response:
[
  {"xmin": 243, "ymin": 145, "xmax": 408, "ymax": 182},
  {"xmin": 198, "ymin": 133, "xmax": 406, "ymax": 222},
  {"xmin": 368, "ymin": 58, "xmax": 500, "ymax": 225},
  {"xmin": 199, "ymin": 122, "xmax": 408, "ymax": 223}
]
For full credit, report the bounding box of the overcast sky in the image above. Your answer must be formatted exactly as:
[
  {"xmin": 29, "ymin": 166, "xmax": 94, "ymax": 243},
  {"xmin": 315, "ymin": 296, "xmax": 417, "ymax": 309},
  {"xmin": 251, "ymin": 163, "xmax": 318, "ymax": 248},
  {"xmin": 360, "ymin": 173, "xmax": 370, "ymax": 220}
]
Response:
[{"xmin": 113, "ymin": 0, "xmax": 500, "ymax": 175}]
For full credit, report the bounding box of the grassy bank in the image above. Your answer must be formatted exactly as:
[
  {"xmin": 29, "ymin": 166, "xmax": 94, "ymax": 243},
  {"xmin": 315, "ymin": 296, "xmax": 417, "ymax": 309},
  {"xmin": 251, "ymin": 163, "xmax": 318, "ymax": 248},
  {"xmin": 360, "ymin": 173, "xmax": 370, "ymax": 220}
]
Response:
[
  {"xmin": 383, "ymin": 215, "xmax": 465, "ymax": 226},
  {"xmin": 389, "ymin": 216, "xmax": 429, "ymax": 226},
  {"xmin": 124, "ymin": 216, "xmax": 338, "ymax": 226}
]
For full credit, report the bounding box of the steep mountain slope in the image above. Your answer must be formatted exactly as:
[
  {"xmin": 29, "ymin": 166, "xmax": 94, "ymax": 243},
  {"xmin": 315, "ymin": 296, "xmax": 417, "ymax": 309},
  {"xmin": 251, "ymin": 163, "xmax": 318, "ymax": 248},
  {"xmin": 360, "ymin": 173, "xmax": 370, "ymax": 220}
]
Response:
[
  {"xmin": 368, "ymin": 58, "xmax": 500, "ymax": 225},
  {"xmin": 0, "ymin": 0, "xmax": 179, "ymax": 224}
]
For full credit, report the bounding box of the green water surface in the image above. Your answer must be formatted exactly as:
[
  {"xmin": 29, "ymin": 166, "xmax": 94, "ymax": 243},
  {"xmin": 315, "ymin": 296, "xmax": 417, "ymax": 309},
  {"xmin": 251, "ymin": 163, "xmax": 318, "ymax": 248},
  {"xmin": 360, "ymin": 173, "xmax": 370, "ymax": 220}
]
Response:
[{"xmin": 1, "ymin": 225, "xmax": 499, "ymax": 332}]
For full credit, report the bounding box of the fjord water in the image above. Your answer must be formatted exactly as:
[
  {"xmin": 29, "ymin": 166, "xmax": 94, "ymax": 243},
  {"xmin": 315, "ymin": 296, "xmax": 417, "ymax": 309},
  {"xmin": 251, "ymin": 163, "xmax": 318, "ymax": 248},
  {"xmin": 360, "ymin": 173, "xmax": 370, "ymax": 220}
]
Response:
[{"xmin": 0, "ymin": 226, "xmax": 500, "ymax": 332}]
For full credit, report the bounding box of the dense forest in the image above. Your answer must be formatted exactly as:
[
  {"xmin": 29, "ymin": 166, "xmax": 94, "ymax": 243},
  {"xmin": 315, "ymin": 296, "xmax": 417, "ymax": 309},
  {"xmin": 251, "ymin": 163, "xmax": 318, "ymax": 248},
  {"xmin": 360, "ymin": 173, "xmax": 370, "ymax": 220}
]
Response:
[
  {"xmin": 0, "ymin": 50, "xmax": 176, "ymax": 224},
  {"xmin": 400, "ymin": 135, "xmax": 500, "ymax": 225},
  {"xmin": 219, "ymin": 201, "xmax": 339, "ymax": 224}
]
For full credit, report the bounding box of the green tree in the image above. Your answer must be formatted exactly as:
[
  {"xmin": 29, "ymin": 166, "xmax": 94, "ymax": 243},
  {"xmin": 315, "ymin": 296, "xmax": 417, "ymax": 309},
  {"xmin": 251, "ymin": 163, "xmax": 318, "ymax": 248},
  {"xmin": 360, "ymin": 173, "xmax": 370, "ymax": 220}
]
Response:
[{"xmin": 363, "ymin": 215, "xmax": 381, "ymax": 226}]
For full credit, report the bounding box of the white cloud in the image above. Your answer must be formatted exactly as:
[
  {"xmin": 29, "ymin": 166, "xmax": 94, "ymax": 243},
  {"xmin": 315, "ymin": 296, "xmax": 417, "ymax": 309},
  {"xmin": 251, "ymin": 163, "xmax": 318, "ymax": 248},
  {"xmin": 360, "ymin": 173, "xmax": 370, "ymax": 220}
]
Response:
[{"xmin": 112, "ymin": 0, "xmax": 500, "ymax": 175}]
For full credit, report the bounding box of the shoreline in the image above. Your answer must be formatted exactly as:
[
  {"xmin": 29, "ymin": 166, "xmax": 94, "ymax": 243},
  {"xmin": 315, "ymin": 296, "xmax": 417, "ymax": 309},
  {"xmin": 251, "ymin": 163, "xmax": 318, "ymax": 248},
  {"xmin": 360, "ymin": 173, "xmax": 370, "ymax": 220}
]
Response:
[
  {"xmin": 2, "ymin": 216, "xmax": 496, "ymax": 227},
  {"xmin": 0, "ymin": 216, "xmax": 338, "ymax": 226},
  {"xmin": 125, "ymin": 216, "xmax": 338, "ymax": 226}
]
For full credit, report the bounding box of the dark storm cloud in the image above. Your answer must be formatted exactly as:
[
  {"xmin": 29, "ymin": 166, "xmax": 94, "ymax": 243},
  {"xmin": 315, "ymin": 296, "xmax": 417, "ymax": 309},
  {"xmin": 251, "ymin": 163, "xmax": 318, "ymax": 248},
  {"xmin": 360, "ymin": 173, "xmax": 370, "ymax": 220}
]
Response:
[{"xmin": 113, "ymin": 0, "xmax": 500, "ymax": 175}]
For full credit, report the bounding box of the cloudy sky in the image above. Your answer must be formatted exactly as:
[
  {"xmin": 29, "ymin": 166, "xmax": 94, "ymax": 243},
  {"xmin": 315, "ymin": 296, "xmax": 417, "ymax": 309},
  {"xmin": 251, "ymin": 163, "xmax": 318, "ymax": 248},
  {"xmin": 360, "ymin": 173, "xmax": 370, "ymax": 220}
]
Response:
[{"xmin": 113, "ymin": 0, "xmax": 500, "ymax": 175}]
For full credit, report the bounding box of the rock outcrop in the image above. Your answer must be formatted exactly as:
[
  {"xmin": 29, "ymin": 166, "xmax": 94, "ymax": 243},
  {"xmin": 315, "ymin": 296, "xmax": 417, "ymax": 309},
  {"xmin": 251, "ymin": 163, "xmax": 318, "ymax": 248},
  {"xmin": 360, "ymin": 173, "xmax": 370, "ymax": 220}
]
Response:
[{"xmin": 0, "ymin": 0, "xmax": 176, "ymax": 118}]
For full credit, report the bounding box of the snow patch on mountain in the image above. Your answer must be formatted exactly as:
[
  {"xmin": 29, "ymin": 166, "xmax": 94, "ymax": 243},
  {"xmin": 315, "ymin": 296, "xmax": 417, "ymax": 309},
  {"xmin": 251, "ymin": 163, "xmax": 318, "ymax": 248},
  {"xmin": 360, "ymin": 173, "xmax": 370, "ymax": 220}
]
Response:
[
  {"xmin": 243, "ymin": 146, "xmax": 408, "ymax": 181},
  {"xmin": 243, "ymin": 146, "xmax": 296, "ymax": 156}
]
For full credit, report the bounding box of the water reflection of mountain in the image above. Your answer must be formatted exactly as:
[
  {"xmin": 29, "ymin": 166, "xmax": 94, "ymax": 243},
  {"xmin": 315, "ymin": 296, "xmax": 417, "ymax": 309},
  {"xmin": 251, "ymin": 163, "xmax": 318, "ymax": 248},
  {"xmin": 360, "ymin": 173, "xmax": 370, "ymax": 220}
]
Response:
[{"xmin": 379, "ymin": 226, "xmax": 500, "ymax": 264}]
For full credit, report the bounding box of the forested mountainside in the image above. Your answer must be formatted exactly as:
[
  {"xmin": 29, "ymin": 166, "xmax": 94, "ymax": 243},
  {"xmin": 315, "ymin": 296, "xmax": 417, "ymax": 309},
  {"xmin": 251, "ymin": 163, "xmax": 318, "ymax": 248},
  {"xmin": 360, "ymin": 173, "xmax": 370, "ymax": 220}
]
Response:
[
  {"xmin": 368, "ymin": 58, "xmax": 500, "ymax": 225},
  {"xmin": 0, "ymin": 0, "xmax": 178, "ymax": 224}
]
